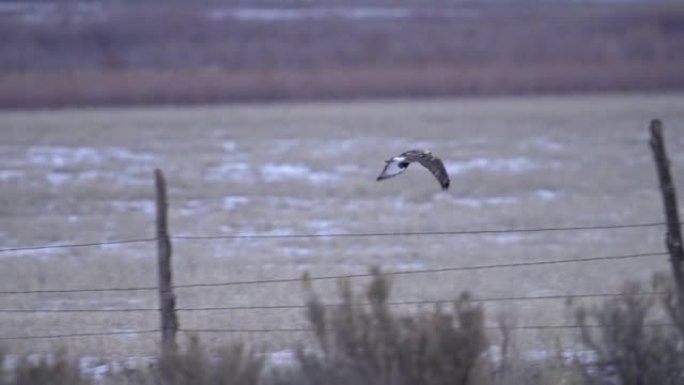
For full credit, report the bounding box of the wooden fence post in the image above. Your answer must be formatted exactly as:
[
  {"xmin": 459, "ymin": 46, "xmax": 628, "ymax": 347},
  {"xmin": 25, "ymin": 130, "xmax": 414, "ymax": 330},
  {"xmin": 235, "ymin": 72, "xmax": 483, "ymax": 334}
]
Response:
[
  {"xmin": 155, "ymin": 168, "xmax": 178, "ymax": 353},
  {"xmin": 649, "ymin": 119, "xmax": 684, "ymax": 307}
]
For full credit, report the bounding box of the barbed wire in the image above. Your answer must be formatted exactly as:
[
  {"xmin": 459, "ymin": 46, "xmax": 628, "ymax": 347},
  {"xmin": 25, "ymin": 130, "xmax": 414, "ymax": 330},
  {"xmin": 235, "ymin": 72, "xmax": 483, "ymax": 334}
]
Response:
[
  {"xmin": 0, "ymin": 329, "xmax": 159, "ymax": 341},
  {"xmin": 172, "ymin": 251, "xmax": 665, "ymax": 290},
  {"xmin": 0, "ymin": 251, "xmax": 665, "ymax": 295},
  {"xmin": 0, "ymin": 285, "xmax": 158, "ymax": 295},
  {"xmin": 0, "ymin": 307, "xmax": 159, "ymax": 313},
  {"xmin": 0, "ymin": 221, "xmax": 673, "ymax": 341},
  {"xmin": 0, "ymin": 291, "xmax": 665, "ymax": 313},
  {"xmin": 0, "ymin": 221, "xmax": 665, "ymax": 254},
  {"xmin": 180, "ymin": 291, "xmax": 665, "ymax": 311},
  {"xmin": 178, "ymin": 322, "xmax": 676, "ymax": 335},
  {"xmin": 3, "ymin": 320, "xmax": 676, "ymax": 341},
  {"xmin": 0, "ymin": 238, "xmax": 155, "ymax": 253},
  {"xmin": 171, "ymin": 222, "xmax": 664, "ymax": 241}
]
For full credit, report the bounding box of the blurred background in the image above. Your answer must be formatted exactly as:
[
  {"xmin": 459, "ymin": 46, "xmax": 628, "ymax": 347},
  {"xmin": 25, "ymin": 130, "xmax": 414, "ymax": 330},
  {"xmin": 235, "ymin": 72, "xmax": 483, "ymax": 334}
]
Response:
[
  {"xmin": 3, "ymin": 1, "xmax": 684, "ymax": 383},
  {"xmin": 1, "ymin": 0, "xmax": 683, "ymax": 107}
]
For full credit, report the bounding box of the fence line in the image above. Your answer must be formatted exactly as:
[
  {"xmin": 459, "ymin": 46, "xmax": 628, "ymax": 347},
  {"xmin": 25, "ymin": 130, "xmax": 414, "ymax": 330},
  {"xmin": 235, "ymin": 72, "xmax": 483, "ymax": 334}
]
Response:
[
  {"xmin": 0, "ymin": 291, "xmax": 665, "ymax": 314},
  {"xmin": 0, "ymin": 238, "xmax": 156, "ymax": 253},
  {"xmin": 0, "ymin": 221, "xmax": 667, "ymax": 254},
  {"xmin": 0, "ymin": 308, "xmax": 160, "ymax": 313},
  {"xmin": 0, "ymin": 250, "xmax": 665, "ymax": 296},
  {"xmin": 0, "ymin": 285, "xmax": 158, "ymax": 295},
  {"xmin": 171, "ymin": 251, "xmax": 666, "ymax": 290},
  {"xmin": 0, "ymin": 330, "xmax": 160, "ymax": 341},
  {"xmin": 171, "ymin": 222, "xmax": 665, "ymax": 241},
  {"xmin": 178, "ymin": 322, "xmax": 677, "ymax": 335},
  {"xmin": 3, "ymin": 319, "xmax": 678, "ymax": 341}
]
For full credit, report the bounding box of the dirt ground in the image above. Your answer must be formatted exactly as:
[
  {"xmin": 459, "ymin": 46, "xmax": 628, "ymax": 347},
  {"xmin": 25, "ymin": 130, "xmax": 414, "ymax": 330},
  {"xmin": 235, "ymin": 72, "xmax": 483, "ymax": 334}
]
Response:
[{"xmin": 2, "ymin": 92, "xmax": 684, "ymax": 358}]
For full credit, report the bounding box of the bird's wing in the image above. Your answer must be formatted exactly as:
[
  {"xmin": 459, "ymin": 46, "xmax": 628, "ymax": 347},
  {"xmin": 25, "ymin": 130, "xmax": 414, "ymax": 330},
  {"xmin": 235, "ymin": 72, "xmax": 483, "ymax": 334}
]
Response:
[
  {"xmin": 376, "ymin": 157, "xmax": 409, "ymax": 181},
  {"xmin": 410, "ymin": 153, "xmax": 450, "ymax": 190}
]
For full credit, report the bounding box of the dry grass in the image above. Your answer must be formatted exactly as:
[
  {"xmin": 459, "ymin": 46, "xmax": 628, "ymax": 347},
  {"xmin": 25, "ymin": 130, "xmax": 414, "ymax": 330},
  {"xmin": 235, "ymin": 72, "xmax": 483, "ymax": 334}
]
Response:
[
  {"xmin": 4, "ymin": 273, "xmax": 680, "ymax": 384},
  {"xmin": 1, "ymin": 347, "xmax": 91, "ymax": 385},
  {"xmin": 1, "ymin": 62, "xmax": 683, "ymax": 108},
  {"xmin": 289, "ymin": 268, "xmax": 488, "ymax": 385},
  {"xmin": 0, "ymin": 1, "xmax": 683, "ymax": 107},
  {"xmin": 1, "ymin": 93, "xmax": 684, "ymax": 359},
  {"xmin": 571, "ymin": 275, "xmax": 684, "ymax": 385}
]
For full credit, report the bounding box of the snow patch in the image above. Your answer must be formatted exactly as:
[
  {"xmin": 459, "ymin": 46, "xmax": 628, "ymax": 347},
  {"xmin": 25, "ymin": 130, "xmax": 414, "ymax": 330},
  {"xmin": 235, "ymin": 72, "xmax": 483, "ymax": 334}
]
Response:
[
  {"xmin": 28, "ymin": 146, "xmax": 103, "ymax": 166},
  {"xmin": 521, "ymin": 137, "xmax": 564, "ymax": 152},
  {"xmin": 446, "ymin": 157, "xmax": 538, "ymax": 175},
  {"xmin": 27, "ymin": 146, "xmax": 156, "ymax": 167},
  {"xmin": 260, "ymin": 163, "xmax": 339, "ymax": 184},
  {"xmin": 281, "ymin": 247, "xmax": 313, "ymax": 257},
  {"xmin": 0, "ymin": 170, "xmax": 24, "ymax": 181},
  {"xmin": 535, "ymin": 189, "xmax": 558, "ymax": 200},
  {"xmin": 107, "ymin": 147, "xmax": 156, "ymax": 163},
  {"xmin": 205, "ymin": 162, "xmax": 253, "ymax": 182},
  {"xmin": 46, "ymin": 172, "xmax": 71, "ymax": 186},
  {"xmin": 223, "ymin": 196, "xmax": 250, "ymax": 210},
  {"xmin": 269, "ymin": 139, "xmax": 301, "ymax": 154},
  {"xmin": 44, "ymin": 170, "xmax": 148, "ymax": 188},
  {"xmin": 261, "ymin": 164, "xmax": 308, "ymax": 181},
  {"xmin": 111, "ymin": 200, "xmax": 155, "ymax": 215},
  {"xmin": 222, "ymin": 140, "xmax": 238, "ymax": 152},
  {"xmin": 307, "ymin": 220, "xmax": 344, "ymax": 235},
  {"xmin": 493, "ymin": 234, "xmax": 523, "ymax": 244},
  {"xmin": 395, "ymin": 262, "xmax": 426, "ymax": 271},
  {"xmin": 265, "ymin": 349, "xmax": 299, "ymax": 368},
  {"xmin": 453, "ymin": 196, "xmax": 519, "ymax": 208},
  {"xmin": 179, "ymin": 200, "xmax": 209, "ymax": 217}
]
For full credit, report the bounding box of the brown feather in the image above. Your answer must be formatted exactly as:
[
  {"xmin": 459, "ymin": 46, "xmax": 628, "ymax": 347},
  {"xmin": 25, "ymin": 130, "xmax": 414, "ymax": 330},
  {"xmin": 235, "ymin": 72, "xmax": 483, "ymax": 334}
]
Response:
[{"xmin": 379, "ymin": 149, "xmax": 450, "ymax": 190}]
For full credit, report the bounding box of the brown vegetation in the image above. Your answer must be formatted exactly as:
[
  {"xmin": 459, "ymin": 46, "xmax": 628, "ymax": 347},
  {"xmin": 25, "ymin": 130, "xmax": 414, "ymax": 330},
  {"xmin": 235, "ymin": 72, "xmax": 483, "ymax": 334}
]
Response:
[
  {"xmin": 572, "ymin": 276, "xmax": 684, "ymax": 385},
  {"xmin": 2, "ymin": 271, "xmax": 683, "ymax": 385},
  {"xmin": 1, "ymin": 0, "xmax": 684, "ymax": 107},
  {"xmin": 291, "ymin": 268, "xmax": 487, "ymax": 385}
]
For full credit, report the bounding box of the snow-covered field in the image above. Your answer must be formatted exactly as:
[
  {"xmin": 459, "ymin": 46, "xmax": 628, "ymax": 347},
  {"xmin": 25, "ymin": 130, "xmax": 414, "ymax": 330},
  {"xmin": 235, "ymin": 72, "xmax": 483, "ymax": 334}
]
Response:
[{"xmin": 1, "ymin": 93, "xmax": 684, "ymax": 358}]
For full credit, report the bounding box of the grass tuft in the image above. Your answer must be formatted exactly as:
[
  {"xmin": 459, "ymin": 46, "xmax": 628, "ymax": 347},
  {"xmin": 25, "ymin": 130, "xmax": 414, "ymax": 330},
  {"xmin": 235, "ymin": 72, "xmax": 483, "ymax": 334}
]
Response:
[
  {"xmin": 572, "ymin": 275, "xmax": 684, "ymax": 385},
  {"xmin": 4, "ymin": 347, "xmax": 91, "ymax": 385},
  {"xmin": 294, "ymin": 267, "xmax": 488, "ymax": 385},
  {"xmin": 154, "ymin": 335, "xmax": 264, "ymax": 385}
]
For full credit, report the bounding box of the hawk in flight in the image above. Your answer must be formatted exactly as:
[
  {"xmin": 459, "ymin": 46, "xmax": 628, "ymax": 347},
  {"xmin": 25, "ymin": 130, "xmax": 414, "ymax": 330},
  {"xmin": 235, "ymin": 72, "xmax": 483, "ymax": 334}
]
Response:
[{"xmin": 376, "ymin": 149, "xmax": 450, "ymax": 190}]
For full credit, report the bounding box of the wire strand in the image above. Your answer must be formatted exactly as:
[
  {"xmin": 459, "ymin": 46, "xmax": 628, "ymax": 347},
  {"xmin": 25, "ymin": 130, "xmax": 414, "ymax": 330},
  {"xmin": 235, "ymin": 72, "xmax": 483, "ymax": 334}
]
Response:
[
  {"xmin": 0, "ymin": 308, "xmax": 160, "ymax": 313},
  {"xmin": 0, "ymin": 285, "xmax": 158, "ymax": 295},
  {"xmin": 0, "ymin": 251, "xmax": 663, "ymax": 295},
  {"xmin": 0, "ymin": 222, "xmax": 665, "ymax": 254},
  {"xmin": 4, "ymin": 321, "xmax": 674, "ymax": 340},
  {"xmin": 174, "ymin": 291, "xmax": 664, "ymax": 311},
  {"xmin": 0, "ymin": 291, "xmax": 664, "ymax": 313},
  {"xmin": 0, "ymin": 238, "xmax": 155, "ymax": 253},
  {"xmin": 171, "ymin": 222, "xmax": 664, "ymax": 241},
  {"xmin": 0, "ymin": 329, "xmax": 159, "ymax": 341},
  {"xmin": 172, "ymin": 251, "xmax": 665, "ymax": 290},
  {"xmin": 179, "ymin": 322, "xmax": 676, "ymax": 335}
]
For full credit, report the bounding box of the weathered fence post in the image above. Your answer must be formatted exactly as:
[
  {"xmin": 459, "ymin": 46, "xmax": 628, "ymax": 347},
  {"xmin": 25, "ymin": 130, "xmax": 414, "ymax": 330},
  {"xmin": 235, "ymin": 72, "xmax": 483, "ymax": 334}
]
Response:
[
  {"xmin": 649, "ymin": 119, "xmax": 684, "ymax": 307},
  {"xmin": 155, "ymin": 168, "xmax": 178, "ymax": 354}
]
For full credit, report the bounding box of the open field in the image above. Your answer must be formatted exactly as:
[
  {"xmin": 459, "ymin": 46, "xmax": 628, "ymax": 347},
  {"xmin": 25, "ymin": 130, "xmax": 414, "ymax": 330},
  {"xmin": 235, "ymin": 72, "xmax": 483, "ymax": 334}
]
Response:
[{"xmin": 1, "ymin": 93, "xmax": 684, "ymax": 364}]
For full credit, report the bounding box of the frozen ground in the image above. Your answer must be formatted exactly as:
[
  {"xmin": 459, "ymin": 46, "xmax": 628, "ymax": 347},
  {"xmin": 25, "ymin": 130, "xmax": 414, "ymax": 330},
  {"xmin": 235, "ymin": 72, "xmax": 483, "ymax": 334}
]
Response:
[{"xmin": 1, "ymin": 93, "xmax": 684, "ymax": 358}]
